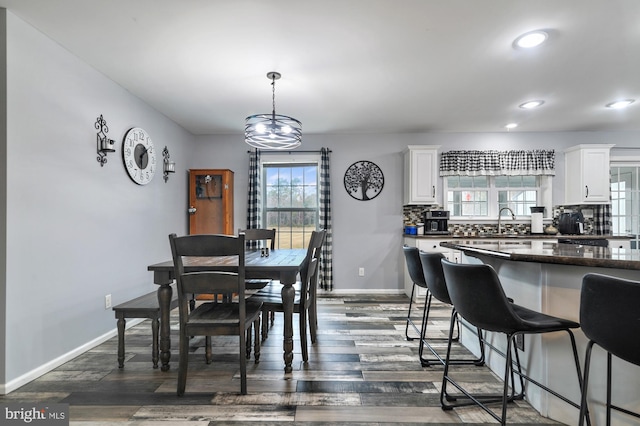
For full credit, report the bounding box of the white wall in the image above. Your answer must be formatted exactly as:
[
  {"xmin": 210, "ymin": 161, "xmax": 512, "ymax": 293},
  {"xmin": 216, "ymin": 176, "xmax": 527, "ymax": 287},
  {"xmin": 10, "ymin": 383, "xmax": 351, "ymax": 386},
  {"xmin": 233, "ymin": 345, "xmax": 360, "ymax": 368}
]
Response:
[
  {"xmin": 193, "ymin": 132, "xmax": 640, "ymax": 294},
  {"xmin": 2, "ymin": 11, "xmax": 192, "ymax": 391}
]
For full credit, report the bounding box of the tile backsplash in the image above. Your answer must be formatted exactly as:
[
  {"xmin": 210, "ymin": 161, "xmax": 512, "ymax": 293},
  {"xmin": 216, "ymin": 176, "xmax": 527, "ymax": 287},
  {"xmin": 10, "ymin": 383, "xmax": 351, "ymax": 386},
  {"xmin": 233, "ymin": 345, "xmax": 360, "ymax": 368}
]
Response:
[{"xmin": 403, "ymin": 204, "xmax": 609, "ymax": 236}]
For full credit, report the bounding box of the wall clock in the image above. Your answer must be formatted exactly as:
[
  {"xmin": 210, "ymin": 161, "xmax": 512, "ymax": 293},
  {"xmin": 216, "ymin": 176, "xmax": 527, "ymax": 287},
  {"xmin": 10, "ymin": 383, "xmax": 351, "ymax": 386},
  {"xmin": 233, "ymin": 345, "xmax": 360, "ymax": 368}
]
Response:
[
  {"xmin": 122, "ymin": 127, "xmax": 156, "ymax": 185},
  {"xmin": 344, "ymin": 160, "xmax": 384, "ymax": 201}
]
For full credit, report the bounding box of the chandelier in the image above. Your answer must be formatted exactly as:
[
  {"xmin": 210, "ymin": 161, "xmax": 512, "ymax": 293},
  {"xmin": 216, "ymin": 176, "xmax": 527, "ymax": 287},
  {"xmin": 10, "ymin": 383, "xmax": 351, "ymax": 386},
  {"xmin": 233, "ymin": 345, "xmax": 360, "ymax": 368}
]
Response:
[{"xmin": 245, "ymin": 72, "xmax": 302, "ymax": 150}]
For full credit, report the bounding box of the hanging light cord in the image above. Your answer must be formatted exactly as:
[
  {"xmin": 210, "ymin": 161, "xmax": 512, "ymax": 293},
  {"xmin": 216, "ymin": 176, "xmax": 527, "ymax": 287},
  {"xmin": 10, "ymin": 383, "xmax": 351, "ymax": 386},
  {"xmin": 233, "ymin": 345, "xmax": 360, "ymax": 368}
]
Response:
[{"xmin": 271, "ymin": 74, "xmax": 277, "ymax": 121}]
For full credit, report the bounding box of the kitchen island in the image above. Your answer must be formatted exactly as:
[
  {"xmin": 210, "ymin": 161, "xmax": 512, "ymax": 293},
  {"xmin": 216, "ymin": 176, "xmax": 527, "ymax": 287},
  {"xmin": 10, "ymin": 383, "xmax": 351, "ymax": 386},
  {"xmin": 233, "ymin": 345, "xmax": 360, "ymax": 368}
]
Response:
[{"xmin": 438, "ymin": 240, "xmax": 640, "ymax": 426}]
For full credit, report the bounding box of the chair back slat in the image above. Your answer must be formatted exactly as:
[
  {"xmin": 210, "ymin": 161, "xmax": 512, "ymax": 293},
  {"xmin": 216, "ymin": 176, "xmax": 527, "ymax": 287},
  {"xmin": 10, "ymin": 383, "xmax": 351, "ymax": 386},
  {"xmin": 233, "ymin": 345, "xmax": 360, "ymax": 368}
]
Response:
[
  {"xmin": 173, "ymin": 233, "xmax": 243, "ymax": 257},
  {"xmin": 180, "ymin": 272, "xmax": 240, "ymax": 296}
]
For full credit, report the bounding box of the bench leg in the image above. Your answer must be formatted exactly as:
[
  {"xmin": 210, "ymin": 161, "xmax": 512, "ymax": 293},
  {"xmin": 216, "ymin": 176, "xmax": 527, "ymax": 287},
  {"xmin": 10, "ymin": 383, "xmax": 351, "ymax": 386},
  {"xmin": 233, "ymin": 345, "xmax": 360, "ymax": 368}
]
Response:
[
  {"xmin": 254, "ymin": 316, "xmax": 261, "ymax": 363},
  {"xmin": 117, "ymin": 317, "xmax": 126, "ymax": 368},
  {"xmin": 246, "ymin": 328, "xmax": 252, "ymax": 359},
  {"xmin": 205, "ymin": 336, "xmax": 212, "ymax": 364},
  {"xmin": 151, "ymin": 317, "xmax": 159, "ymax": 369}
]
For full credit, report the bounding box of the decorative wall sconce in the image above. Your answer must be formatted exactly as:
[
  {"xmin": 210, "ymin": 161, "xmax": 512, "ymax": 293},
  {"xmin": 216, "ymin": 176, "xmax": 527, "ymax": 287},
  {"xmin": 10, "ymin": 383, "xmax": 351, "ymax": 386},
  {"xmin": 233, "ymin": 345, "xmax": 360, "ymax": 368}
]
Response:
[
  {"xmin": 162, "ymin": 146, "xmax": 176, "ymax": 182},
  {"xmin": 95, "ymin": 114, "xmax": 115, "ymax": 166}
]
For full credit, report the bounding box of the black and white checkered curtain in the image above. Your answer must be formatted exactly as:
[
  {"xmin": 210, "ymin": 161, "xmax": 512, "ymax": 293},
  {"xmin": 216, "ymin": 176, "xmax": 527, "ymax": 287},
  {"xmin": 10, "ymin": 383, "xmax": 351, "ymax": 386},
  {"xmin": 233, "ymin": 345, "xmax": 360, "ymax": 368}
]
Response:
[
  {"xmin": 593, "ymin": 204, "xmax": 611, "ymax": 235},
  {"xmin": 440, "ymin": 150, "xmax": 555, "ymax": 176},
  {"xmin": 246, "ymin": 148, "xmax": 261, "ymax": 248},
  {"xmin": 319, "ymin": 147, "xmax": 333, "ymax": 291}
]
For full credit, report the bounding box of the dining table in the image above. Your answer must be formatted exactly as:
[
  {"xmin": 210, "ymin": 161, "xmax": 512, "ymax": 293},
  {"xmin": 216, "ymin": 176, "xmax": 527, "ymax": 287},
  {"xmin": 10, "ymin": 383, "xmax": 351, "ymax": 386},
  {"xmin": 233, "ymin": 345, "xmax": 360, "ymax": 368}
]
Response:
[{"xmin": 147, "ymin": 248, "xmax": 307, "ymax": 373}]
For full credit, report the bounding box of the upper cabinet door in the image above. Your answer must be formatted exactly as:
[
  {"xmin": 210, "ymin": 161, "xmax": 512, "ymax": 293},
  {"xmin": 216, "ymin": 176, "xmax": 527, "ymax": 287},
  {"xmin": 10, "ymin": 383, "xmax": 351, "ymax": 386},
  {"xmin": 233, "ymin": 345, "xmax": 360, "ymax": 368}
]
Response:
[
  {"xmin": 564, "ymin": 144, "xmax": 614, "ymax": 204},
  {"xmin": 404, "ymin": 145, "xmax": 439, "ymax": 205}
]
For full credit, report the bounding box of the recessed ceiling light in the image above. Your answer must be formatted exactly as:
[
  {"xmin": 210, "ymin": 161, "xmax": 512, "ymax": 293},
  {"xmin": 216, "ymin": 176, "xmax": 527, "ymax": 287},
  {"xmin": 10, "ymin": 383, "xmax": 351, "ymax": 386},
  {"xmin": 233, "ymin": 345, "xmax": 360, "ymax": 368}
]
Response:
[
  {"xmin": 505, "ymin": 123, "xmax": 518, "ymax": 129},
  {"xmin": 605, "ymin": 99, "xmax": 635, "ymax": 109},
  {"xmin": 514, "ymin": 30, "xmax": 548, "ymax": 49},
  {"xmin": 519, "ymin": 100, "xmax": 545, "ymax": 109}
]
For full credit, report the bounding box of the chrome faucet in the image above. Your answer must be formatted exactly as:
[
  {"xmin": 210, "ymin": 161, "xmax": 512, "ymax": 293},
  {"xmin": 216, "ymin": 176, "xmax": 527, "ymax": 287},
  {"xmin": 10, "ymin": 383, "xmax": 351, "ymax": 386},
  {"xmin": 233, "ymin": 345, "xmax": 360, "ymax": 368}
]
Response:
[{"xmin": 498, "ymin": 207, "xmax": 516, "ymax": 235}]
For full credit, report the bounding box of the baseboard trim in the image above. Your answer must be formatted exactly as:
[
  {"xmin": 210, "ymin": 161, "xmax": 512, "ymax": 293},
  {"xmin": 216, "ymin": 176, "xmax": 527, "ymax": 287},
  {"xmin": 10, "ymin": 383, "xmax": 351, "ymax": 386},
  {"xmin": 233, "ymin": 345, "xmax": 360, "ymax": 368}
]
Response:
[
  {"xmin": 0, "ymin": 318, "xmax": 144, "ymax": 395},
  {"xmin": 326, "ymin": 289, "xmax": 405, "ymax": 295}
]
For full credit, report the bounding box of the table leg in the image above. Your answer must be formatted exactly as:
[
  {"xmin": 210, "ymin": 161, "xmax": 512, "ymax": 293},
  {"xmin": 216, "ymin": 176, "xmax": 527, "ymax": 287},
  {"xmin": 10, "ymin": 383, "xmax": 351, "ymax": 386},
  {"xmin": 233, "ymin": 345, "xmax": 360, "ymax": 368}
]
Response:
[
  {"xmin": 279, "ymin": 269, "xmax": 299, "ymax": 374},
  {"xmin": 157, "ymin": 283, "xmax": 173, "ymax": 371},
  {"xmin": 281, "ymin": 282, "xmax": 295, "ymax": 373}
]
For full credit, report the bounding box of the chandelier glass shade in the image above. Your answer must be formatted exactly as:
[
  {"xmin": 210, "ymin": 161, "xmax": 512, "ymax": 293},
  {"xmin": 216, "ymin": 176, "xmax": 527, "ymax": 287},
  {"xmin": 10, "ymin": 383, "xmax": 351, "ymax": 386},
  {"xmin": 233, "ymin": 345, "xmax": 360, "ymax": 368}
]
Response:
[{"xmin": 245, "ymin": 72, "xmax": 302, "ymax": 150}]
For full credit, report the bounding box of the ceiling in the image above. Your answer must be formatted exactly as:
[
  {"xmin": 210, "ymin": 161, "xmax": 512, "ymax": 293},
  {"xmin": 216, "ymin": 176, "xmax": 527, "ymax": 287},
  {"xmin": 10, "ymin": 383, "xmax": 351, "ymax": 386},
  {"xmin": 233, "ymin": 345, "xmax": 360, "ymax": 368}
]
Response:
[{"xmin": 2, "ymin": 0, "xmax": 640, "ymax": 135}]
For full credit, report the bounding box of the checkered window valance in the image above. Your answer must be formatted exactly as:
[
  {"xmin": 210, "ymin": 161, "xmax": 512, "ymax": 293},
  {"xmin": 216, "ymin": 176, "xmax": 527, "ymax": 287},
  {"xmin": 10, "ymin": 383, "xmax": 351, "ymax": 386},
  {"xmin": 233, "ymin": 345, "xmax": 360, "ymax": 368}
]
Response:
[{"xmin": 439, "ymin": 150, "xmax": 555, "ymax": 176}]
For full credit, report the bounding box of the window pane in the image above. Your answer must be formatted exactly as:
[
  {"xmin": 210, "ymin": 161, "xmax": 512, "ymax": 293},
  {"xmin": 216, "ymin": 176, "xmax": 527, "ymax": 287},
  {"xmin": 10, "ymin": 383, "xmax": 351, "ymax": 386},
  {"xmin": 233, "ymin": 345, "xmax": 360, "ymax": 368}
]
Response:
[
  {"xmin": 459, "ymin": 176, "xmax": 473, "ymax": 188},
  {"xmin": 291, "ymin": 166, "xmax": 304, "ymax": 185},
  {"xmin": 498, "ymin": 190, "xmax": 538, "ymax": 216},
  {"xmin": 304, "ymin": 186, "xmax": 318, "ymax": 208},
  {"xmin": 447, "ymin": 176, "xmax": 460, "ymax": 188},
  {"xmin": 266, "ymin": 211, "xmax": 276, "ymax": 228},
  {"xmin": 449, "ymin": 189, "xmax": 488, "ymax": 217},
  {"xmin": 279, "ymin": 185, "xmax": 292, "ymax": 208},
  {"xmin": 304, "ymin": 211, "xmax": 317, "ymax": 228},
  {"xmin": 475, "ymin": 176, "xmax": 488, "ymax": 187},
  {"xmin": 304, "ymin": 166, "xmax": 317, "ymax": 185},
  {"xmin": 522, "ymin": 176, "xmax": 537, "ymax": 187},
  {"xmin": 495, "ymin": 176, "xmax": 509, "ymax": 187},
  {"xmin": 291, "ymin": 185, "xmax": 304, "ymax": 207}
]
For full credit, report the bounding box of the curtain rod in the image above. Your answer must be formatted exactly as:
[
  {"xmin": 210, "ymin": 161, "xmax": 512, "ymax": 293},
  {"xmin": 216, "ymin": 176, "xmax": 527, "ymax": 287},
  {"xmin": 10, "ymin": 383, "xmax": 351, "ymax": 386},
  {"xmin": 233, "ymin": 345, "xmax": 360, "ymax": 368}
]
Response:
[
  {"xmin": 247, "ymin": 149, "xmax": 331, "ymax": 154},
  {"xmin": 612, "ymin": 146, "xmax": 640, "ymax": 150}
]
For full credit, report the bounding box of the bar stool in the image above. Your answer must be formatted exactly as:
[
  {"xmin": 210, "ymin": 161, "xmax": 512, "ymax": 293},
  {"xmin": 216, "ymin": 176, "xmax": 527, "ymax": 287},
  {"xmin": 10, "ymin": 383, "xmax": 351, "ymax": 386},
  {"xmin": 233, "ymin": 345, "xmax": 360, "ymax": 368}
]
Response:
[
  {"xmin": 402, "ymin": 246, "xmax": 431, "ymax": 364},
  {"xmin": 579, "ymin": 273, "xmax": 640, "ymax": 426},
  {"xmin": 418, "ymin": 251, "xmax": 485, "ymax": 367},
  {"xmin": 440, "ymin": 259, "xmax": 589, "ymax": 425}
]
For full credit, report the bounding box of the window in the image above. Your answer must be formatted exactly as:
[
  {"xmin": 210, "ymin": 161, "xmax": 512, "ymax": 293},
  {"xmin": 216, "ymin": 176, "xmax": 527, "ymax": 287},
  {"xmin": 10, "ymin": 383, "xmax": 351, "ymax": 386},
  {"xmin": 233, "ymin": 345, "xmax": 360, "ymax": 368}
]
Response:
[
  {"xmin": 610, "ymin": 165, "xmax": 639, "ymax": 240},
  {"xmin": 446, "ymin": 175, "xmax": 544, "ymax": 218},
  {"xmin": 263, "ymin": 161, "xmax": 319, "ymax": 249}
]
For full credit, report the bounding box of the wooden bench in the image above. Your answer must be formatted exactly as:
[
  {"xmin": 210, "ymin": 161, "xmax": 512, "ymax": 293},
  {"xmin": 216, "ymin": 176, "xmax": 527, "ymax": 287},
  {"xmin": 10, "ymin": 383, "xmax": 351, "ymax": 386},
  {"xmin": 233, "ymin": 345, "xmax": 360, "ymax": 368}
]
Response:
[{"xmin": 113, "ymin": 289, "xmax": 179, "ymax": 368}]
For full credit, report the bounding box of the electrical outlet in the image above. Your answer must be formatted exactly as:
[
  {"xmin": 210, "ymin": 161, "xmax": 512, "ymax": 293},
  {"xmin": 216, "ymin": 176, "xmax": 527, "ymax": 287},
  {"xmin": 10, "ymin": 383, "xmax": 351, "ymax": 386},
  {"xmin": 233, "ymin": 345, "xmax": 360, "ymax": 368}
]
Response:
[
  {"xmin": 358, "ymin": 267, "xmax": 365, "ymax": 276},
  {"xmin": 105, "ymin": 294, "xmax": 112, "ymax": 310},
  {"xmin": 516, "ymin": 334, "xmax": 525, "ymax": 351}
]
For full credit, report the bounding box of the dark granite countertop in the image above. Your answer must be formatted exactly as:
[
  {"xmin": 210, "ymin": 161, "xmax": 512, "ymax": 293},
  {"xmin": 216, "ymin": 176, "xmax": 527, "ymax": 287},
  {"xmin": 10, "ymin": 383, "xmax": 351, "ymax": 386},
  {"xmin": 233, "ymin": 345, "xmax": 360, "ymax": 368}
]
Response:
[{"xmin": 439, "ymin": 240, "xmax": 640, "ymax": 270}]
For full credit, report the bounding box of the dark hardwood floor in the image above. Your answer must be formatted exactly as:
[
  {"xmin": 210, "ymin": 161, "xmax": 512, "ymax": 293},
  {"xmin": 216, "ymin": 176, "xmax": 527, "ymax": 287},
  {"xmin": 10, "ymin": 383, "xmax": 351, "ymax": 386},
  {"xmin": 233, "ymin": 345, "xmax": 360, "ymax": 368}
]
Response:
[{"xmin": 1, "ymin": 294, "xmax": 564, "ymax": 424}]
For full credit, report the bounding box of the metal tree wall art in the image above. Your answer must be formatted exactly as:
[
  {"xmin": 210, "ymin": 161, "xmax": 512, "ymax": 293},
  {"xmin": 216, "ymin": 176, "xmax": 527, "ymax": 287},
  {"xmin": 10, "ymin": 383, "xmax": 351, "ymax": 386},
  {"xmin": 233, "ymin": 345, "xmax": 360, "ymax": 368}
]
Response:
[{"xmin": 344, "ymin": 160, "xmax": 384, "ymax": 201}]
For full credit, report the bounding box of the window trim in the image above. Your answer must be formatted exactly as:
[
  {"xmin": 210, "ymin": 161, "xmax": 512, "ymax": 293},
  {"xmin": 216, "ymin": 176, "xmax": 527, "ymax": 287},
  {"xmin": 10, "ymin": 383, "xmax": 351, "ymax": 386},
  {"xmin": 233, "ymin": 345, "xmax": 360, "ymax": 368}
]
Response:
[{"xmin": 260, "ymin": 153, "xmax": 321, "ymax": 248}]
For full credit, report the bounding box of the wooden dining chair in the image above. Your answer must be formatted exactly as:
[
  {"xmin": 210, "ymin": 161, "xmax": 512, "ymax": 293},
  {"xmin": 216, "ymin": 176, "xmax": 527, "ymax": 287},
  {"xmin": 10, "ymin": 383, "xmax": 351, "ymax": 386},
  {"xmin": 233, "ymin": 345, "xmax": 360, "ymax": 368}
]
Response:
[
  {"xmin": 251, "ymin": 229, "xmax": 326, "ymax": 359},
  {"xmin": 169, "ymin": 233, "xmax": 263, "ymax": 395},
  {"xmin": 239, "ymin": 228, "xmax": 279, "ymax": 290},
  {"xmin": 239, "ymin": 228, "xmax": 276, "ymax": 251}
]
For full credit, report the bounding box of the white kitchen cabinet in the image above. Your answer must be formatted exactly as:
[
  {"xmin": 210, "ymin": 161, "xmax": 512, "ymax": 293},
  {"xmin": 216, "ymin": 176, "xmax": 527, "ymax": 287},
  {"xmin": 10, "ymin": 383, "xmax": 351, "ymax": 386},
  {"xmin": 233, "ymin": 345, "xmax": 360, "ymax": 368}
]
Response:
[
  {"xmin": 564, "ymin": 144, "xmax": 614, "ymax": 204},
  {"xmin": 404, "ymin": 145, "xmax": 439, "ymax": 205},
  {"xmin": 609, "ymin": 239, "xmax": 631, "ymax": 250}
]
